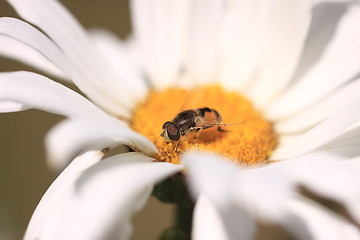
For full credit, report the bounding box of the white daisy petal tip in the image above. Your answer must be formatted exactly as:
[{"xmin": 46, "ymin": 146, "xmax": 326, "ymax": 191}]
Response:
[
  {"xmin": 181, "ymin": 151, "xmax": 239, "ymax": 208},
  {"xmin": 0, "ymin": 100, "xmax": 27, "ymax": 112},
  {"xmin": 0, "ymin": 71, "xmax": 105, "ymax": 117},
  {"xmin": 192, "ymin": 194, "xmax": 228, "ymax": 240},
  {"xmin": 128, "ymin": 135, "xmax": 159, "ymax": 157}
]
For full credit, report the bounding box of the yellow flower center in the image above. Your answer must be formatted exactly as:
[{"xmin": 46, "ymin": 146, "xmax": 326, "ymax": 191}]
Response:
[{"xmin": 131, "ymin": 86, "xmax": 277, "ymax": 165}]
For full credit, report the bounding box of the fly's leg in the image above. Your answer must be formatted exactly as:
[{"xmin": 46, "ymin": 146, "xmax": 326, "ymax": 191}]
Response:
[
  {"xmin": 194, "ymin": 128, "xmax": 203, "ymax": 140},
  {"xmin": 174, "ymin": 140, "xmax": 182, "ymax": 152},
  {"xmin": 174, "ymin": 135, "xmax": 186, "ymax": 153},
  {"xmin": 217, "ymin": 126, "xmax": 229, "ymax": 132}
]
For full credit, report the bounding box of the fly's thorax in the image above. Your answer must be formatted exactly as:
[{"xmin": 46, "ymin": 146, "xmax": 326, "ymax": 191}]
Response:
[{"xmin": 172, "ymin": 110, "xmax": 197, "ymax": 135}]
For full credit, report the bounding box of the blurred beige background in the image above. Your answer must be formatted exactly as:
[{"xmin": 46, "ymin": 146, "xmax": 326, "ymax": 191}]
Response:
[{"xmin": 0, "ymin": 1, "xmax": 173, "ymax": 239}]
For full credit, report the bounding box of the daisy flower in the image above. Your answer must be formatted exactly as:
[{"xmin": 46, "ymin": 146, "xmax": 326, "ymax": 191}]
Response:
[{"xmin": 1, "ymin": 0, "xmax": 360, "ymax": 239}]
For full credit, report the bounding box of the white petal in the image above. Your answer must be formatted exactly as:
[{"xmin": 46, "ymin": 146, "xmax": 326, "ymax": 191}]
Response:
[
  {"xmin": 184, "ymin": 0, "xmax": 223, "ymax": 86},
  {"xmin": 283, "ymin": 198, "xmax": 360, "ymax": 240},
  {"xmin": 275, "ymin": 78, "xmax": 360, "ymax": 134},
  {"xmin": 0, "ymin": 17, "xmax": 131, "ymax": 117},
  {"xmin": 182, "ymin": 151, "xmax": 238, "ymax": 208},
  {"xmin": 0, "ymin": 71, "xmax": 104, "ymax": 117},
  {"xmin": 56, "ymin": 157, "xmax": 181, "ymax": 240},
  {"xmin": 130, "ymin": 0, "xmax": 190, "ymax": 88},
  {"xmin": 0, "ymin": 18, "xmax": 66, "ymax": 70},
  {"xmin": 319, "ymin": 125, "xmax": 360, "ymax": 159},
  {"xmin": 0, "ymin": 35, "xmax": 66, "ymax": 80},
  {"xmin": 230, "ymin": 164, "xmax": 296, "ymax": 221},
  {"xmin": 88, "ymin": 29, "xmax": 142, "ymax": 82},
  {"xmin": 278, "ymin": 152, "xmax": 358, "ymax": 195},
  {"xmin": 86, "ymin": 29, "xmax": 149, "ymax": 107},
  {"xmin": 347, "ymin": 156, "xmax": 360, "ymax": 170},
  {"xmin": 267, "ymin": 3, "xmax": 360, "ymax": 119},
  {"xmin": 287, "ymin": 1, "xmax": 353, "ymax": 85},
  {"xmin": 89, "ymin": 31, "xmax": 141, "ymax": 73},
  {"xmin": 274, "ymin": 152, "xmax": 360, "ymax": 224},
  {"xmin": 0, "ymin": 100, "xmax": 27, "ymax": 112},
  {"xmin": 192, "ymin": 195, "xmax": 228, "ymax": 240},
  {"xmin": 45, "ymin": 118, "xmax": 157, "ymax": 170},
  {"xmin": 219, "ymin": 0, "xmax": 263, "ymax": 91},
  {"xmin": 182, "ymin": 152, "xmax": 256, "ymax": 240},
  {"xmin": 8, "ymin": 0, "xmax": 148, "ymax": 108},
  {"xmin": 246, "ymin": 0, "xmax": 312, "ymax": 109},
  {"xmin": 272, "ymin": 95, "xmax": 360, "ymax": 159},
  {"xmin": 24, "ymin": 150, "xmax": 104, "ymax": 240}
]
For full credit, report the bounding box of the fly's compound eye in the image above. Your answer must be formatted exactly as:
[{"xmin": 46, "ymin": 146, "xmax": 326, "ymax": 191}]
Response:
[{"xmin": 163, "ymin": 121, "xmax": 180, "ymax": 141}]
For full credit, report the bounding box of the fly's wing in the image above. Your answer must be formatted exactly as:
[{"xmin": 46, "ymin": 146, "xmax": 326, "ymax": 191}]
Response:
[
  {"xmin": 180, "ymin": 87, "xmax": 205, "ymax": 111},
  {"xmin": 200, "ymin": 116, "xmax": 246, "ymax": 129},
  {"xmin": 202, "ymin": 110, "xmax": 219, "ymax": 126},
  {"xmin": 220, "ymin": 117, "xmax": 246, "ymax": 127},
  {"xmin": 165, "ymin": 87, "xmax": 204, "ymax": 122}
]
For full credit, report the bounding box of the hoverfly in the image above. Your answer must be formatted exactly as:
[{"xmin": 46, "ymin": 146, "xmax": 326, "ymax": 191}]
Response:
[
  {"xmin": 160, "ymin": 87, "xmax": 245, "ymax": 151},
  {"xmin": 160, "ymin": 106, "xmax": 244, "ymax": 151},
  {"xmin": 160, "ymin": 107, "xmax": 225, "ymax": 141}
]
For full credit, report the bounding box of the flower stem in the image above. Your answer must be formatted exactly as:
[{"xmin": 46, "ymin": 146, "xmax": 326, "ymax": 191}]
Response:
[
  {"xmin": 159, "ymin": 202, "xmax": 194, "ymax": 240},
  {"xmin": 175, "ymin": 201, "xmax": 194, "ymax": 239},
  {"xmin": 153, "ymin": 173, "xmax": 194, "ymax": 240}
]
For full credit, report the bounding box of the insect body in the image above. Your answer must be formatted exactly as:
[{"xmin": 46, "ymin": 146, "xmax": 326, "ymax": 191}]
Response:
[{"xmin": 160, "ymin": 107, "xmax": 227, "ymax": 143}]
